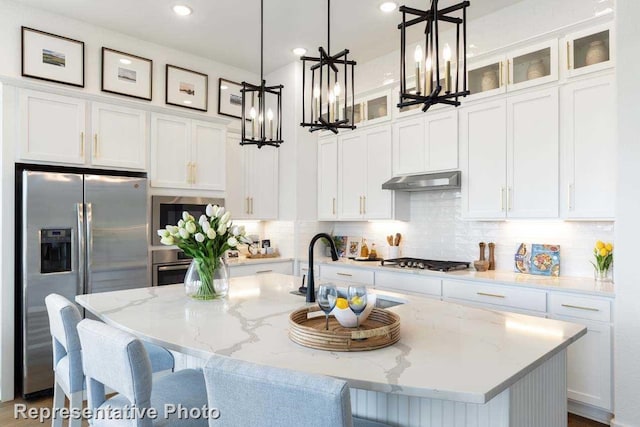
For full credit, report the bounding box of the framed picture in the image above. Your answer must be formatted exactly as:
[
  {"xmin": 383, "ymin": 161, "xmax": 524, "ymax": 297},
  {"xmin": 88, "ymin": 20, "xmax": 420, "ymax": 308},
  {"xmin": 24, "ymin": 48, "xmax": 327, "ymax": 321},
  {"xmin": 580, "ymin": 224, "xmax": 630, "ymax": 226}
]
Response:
[
  {"xmin": 218, "ymin": 78, "xmax": 245, "ymax": 120},
  {"xmin": 101, "ymin": 47, "xmax": 153, "ymax": 101},
  {"xmin": 346, "ymin": 236, "xmax": 363, "ymax": 259},
  {"xmin": 21, "ymin": 26, "xmax": 84, "ymax": 87},
  {"xmin": 165, "ymin": 64, "xmax": 208, "ymax": 111}
]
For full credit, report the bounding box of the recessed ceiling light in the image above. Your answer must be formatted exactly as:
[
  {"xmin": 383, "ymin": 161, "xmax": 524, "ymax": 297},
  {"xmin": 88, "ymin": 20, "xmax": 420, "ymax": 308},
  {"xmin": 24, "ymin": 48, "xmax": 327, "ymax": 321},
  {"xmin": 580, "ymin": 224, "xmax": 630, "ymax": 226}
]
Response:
[
  {"xmin": 173, "ymin": 5, "xmax": 192, "ymax": 16},
  {"xmin": 292, "ymin": 47, "xmax": 307, "ymax": 56},
  {"xmin": 119, "ymin": 58, "xmax": 132, "ymax": 65},
  {"xmin": 379, "ymin": 2, "xmax": 397, "ymax": 13}
]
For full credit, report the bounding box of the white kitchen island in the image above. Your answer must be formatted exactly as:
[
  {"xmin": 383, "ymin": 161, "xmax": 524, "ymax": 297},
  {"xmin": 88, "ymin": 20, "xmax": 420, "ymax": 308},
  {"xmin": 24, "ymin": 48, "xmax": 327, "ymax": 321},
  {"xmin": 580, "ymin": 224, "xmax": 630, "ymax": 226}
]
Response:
[{"xmin": 76, "ymin": 273, "xmax": 586, "ymax": 427}]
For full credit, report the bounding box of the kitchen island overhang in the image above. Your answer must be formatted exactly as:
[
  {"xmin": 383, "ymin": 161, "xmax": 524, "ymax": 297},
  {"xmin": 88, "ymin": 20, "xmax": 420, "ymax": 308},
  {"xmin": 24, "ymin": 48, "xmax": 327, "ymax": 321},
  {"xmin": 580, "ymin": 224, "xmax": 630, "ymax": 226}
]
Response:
[{"xmin": 76, "ymin": 273, "xmax": 586, "ymax": 426}]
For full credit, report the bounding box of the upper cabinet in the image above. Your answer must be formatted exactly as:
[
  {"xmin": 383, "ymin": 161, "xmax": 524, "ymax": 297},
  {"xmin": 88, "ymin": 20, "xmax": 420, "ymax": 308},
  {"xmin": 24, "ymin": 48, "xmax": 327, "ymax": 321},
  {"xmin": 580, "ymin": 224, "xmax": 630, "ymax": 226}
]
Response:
[
  {"xmin": 318, "ymin": 136, "xmax": 338, "ymax": 220},
  {"xmin": 467, "ymin": 39, "xmax": 558, "ymax": 101},
  {"xmin": 561, "ymin": 75, "xmax": 616, "ymax": 220},
  {"xmin": 461, "ymin": 87, "xmax": 559, "ymax": 219},
  {"xmin": 151, "ymin": 114, "xmax": 226, "ymax": 191},
  {"xmin": 19, "ymin": 90, "xmax": 147, "ymax": 170},
  {"xmin": 91, "ymin": 103, "xmax": 146, "ymax": 170},
  {"xmin": 392, "ymin": 109, "xmax": 458, "ymax": 176},
  {"xmin": 226, "ymin": 134, "xmax": 279, "ymax": 220},
  {"xmin": 339, "ymin": 88, "xmax": 392, "ymax": 130},
  {"xmin": 19, "ymin": 90, "xmax": 86, "ymax": 165},
  {"xmin": 562, "ymin": 23, "xmax": 614, "ymax": 79}
]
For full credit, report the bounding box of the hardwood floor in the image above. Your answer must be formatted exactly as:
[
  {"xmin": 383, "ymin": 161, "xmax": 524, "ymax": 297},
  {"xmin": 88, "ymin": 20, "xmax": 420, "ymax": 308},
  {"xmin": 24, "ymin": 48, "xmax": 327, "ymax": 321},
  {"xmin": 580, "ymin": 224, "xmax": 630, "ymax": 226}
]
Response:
[{"xmin": 0, "ymin": 395, "xmax": 609, "ymax": 426}]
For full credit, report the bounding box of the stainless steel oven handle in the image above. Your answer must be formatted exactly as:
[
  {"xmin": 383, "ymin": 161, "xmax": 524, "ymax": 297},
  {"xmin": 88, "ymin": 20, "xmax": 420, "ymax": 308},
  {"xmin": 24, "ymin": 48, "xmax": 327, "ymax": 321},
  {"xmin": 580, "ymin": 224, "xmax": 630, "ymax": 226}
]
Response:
[
  {"xmin": 76, "ymin": 203, "xmax": 85, "ymax": 296},
  {"xmin": 157, "ymin": 265, "xmax": 190, "ymax": 272}
]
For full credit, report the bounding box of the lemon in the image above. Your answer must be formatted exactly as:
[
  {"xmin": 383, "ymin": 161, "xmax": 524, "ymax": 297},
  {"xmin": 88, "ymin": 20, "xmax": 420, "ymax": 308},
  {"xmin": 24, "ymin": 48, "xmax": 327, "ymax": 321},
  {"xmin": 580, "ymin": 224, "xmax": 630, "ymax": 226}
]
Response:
[
  {"xmin": 336, "ymin": 298, "xmax": 349, "ymax": 310},
  {"xmin": 351, "ymin": 296, "xmax": 363, "ymax": 306}
]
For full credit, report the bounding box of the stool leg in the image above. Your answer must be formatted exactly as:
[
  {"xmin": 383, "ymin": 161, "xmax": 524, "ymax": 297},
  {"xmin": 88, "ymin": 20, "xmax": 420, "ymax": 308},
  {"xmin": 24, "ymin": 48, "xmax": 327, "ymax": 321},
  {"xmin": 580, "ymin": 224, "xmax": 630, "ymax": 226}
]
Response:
[
  {"xmin": 68, "ymin": 391, "xmax": 83, "ymax": 427},
  {"xmin": 52, "ymin": 381, "xmax": 64, "ymax": 427}
]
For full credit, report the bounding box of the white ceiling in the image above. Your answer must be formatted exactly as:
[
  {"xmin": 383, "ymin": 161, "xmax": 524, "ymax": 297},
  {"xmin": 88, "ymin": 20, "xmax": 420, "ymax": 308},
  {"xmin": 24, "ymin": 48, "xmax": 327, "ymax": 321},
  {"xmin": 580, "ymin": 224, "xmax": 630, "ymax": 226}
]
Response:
[{"xmin": 16, "ymin": 0, "xmax": 522, "ymax": 73}]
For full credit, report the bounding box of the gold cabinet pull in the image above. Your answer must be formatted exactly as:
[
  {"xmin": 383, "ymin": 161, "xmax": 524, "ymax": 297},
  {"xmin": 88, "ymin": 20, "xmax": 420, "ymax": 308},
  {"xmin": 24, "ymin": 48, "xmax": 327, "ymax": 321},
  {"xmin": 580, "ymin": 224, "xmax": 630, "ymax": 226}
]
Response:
[
  {"xmin": 363, "ymin": 196, "xmax": 366, "ymax": 214},
  {"xmin": 332, "ymin": 197, "xmax": 336, "ymax": 215},
  {"xmin": 80, "ymin": 132, "xmax": 84, "ymax": 157},
  {"xmin": 477, "ymin": 292, "xmax": 505, "ymax": 299},
  {"xmin": 255, "ymin": 269, "xmax": 273, "ymax": 274},
  {"xmin": 192, "ymin": 163, "xmax": 197, "ymax": 184},
  {"xmin": 566, "ymin": 41, "xmax": 571, "ymax": 70},
  {"xmin": 337, "ymin": 272, "xmax": 353, "ymax": 277},
  {"xmin": 561, "ymin": 303, "xmax": 599, "ymax": 312},
  {"xmin": 93, "ymin": 134, "xmax": 99, "ymax": 158},
  {"xmin": 500, "ymin": 187, "xmax": 505, "ymax": 211},
  {"xmin": 359, "ymin": 196, "xmax": 362, "ymax": 215},
  {"xmin": 507, "ymin": 187, "xmax": 512, "ymax": 211},
  {"xmin": 499, "ymin": 62, "xmax": 503, "ymax": 87},
  {"xmin": 186, "ymin": 163, "xmax": 192, "ymax": 184},
  {"xmin": 507, "ymin": 60, "xmax": 511, "ymax": 84},
  {"xmin": 250, "ymin": 197, "xmax": 254, "ymax": 215},
  {"xmin": 568, "ymin": 184, "xmax": 573, "ymax": 211}
]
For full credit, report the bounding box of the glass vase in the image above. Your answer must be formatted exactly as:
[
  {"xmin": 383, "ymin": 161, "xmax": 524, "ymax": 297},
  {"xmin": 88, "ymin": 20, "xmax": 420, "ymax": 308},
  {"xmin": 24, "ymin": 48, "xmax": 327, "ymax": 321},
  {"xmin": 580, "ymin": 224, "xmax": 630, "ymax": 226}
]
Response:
[
  {"xmin": 184, "ymin": 257, "xmax": 229, "ymax": 300},
  {"xmin": 594, "ymin": 268, "xmax": 612, "ymax": 283}
]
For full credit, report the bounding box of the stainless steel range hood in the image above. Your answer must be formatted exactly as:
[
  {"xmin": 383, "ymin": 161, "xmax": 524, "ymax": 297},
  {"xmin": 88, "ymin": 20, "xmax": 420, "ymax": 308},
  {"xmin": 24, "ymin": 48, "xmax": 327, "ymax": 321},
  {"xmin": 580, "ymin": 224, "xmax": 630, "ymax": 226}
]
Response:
[{"xmin": 382, "ymin": 171, "xmax": 461, "ymax": 192}]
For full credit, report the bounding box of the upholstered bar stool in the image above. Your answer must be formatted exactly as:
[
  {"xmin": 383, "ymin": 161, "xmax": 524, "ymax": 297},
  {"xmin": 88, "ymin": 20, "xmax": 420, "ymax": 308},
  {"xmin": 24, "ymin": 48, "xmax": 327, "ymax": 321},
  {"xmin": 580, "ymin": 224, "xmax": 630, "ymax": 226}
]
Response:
[
  {"xmin": 44, "ymin": 294, "xmax": 175, "ymax": 427},
  {"xmin": 203, "ymin": 354, "xmax": 392, "ymax": 427},
  {"xmin": 77, "ymin": 319, "xmax": 208, "ymax": 427}
]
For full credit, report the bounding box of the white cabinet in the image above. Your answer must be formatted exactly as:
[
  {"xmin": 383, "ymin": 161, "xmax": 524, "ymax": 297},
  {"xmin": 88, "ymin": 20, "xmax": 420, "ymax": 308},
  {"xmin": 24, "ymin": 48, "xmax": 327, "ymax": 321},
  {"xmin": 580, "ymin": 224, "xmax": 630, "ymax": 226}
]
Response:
[
  {"xmin": 91, "ymin": 103, "xmax": 146, "ymax": 170},
  {"xmin": 226, "ymin": 134, "xmax": 279, "ymax": 220},
  {"xmin": 506, "ymin": 88, "xmax": 559, "ymax": 218},
  {"xmin": 460, "ymin": 99, "xmax": 507, "ymax": 219},
  {"xmin": 375, "ymin": 271, "xmax": 441, "ymax": 298},
  {"xmin": 338, "ymin": 125, "xmax": 407, "ymax": 220},
  {"xmin": 151, "ymin": 114, "xmax": 226, "ymax": 191},
  {"xmin": 461, "ymin": 88, "xmax": 559, "ymax": 219},
  {"xmin": 318, "ymin": 136, "xmax": 338, "ymax": 220},
  {"xmin": 561, "ymin": 75, "xmax": 616, "ymax": 219},
  {"xmin": 320, "ymin": 265, "xmax": 374, "ymax": 286},
  {"xmin": 392, "ymin": 104, "xmax": 458, "ymax": 176},
  {"xmin": 19, "ymin": 90, "xmax": 86, "ymax": 165},
  {"xmin": 229, "ymin": 261, "xmax": 293, "ymax": 278},
  {"xmin": 562, "ymin": 23, "xmax": 614, "ymax": 79}
]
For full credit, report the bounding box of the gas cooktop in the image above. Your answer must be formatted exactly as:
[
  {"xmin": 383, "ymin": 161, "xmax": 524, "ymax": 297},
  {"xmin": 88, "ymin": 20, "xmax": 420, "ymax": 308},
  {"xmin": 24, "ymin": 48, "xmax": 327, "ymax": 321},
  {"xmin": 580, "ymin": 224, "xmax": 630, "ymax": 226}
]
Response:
[{"xmin": 381, "ymin": 257, "xmax": 470, "ymax": 272}]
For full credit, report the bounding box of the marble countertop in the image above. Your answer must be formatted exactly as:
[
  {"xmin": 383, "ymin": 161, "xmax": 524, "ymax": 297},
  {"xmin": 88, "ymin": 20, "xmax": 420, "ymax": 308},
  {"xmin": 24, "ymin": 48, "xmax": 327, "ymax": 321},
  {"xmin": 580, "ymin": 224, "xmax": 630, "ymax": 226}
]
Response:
[
  {"xmin": 76, "ymin": 274, "xmax": 586, "ymax": 404},
  {"xmin": 305, "ymin": 257, "xmax": 615, "ymax": 297}
]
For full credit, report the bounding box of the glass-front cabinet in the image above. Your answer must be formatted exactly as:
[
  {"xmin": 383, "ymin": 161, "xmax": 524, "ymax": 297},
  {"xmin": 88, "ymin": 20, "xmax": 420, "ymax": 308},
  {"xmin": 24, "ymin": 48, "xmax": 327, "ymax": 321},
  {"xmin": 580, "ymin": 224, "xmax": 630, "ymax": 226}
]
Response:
[
  {"xmin": 339, "ymin": 89, "xmax": 391, "ymax": 129},
  {"xmin": 563, "ymin": 24, "xmax": 614, "ymax": 78},
  {"xmin": 467, "ymin": 56, "xmax": 507, "ymax": 101},
  {"xmin": 507, "ymin": 39, "xmax": 558, "ymax": 91}
]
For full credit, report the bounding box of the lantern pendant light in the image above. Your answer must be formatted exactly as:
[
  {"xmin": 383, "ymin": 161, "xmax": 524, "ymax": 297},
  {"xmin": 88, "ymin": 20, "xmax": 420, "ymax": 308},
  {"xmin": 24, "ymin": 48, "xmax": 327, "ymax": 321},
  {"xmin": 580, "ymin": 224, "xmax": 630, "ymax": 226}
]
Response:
[
  {"xmin": 240, "ymin": 0, "xmax": 284, "ymax": 148},
  {"xmin": 397, "ymin": 0, "xmax": 470, "ymax": 112},
  {"xmin": 300, "ymin": 0, "xmax": 357, "ymax": 134}
]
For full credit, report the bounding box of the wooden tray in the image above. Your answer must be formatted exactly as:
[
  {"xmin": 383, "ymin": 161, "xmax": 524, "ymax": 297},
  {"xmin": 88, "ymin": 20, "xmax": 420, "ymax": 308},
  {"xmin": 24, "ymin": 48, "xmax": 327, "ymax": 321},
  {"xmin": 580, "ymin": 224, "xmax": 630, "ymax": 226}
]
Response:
[
  {"xmin": 289, "ymin": 306, "xmax": 400, "ymax": 352},
  {"xmin": 246, "ymin": 251, "xmax": 280, "ymax": 259}
]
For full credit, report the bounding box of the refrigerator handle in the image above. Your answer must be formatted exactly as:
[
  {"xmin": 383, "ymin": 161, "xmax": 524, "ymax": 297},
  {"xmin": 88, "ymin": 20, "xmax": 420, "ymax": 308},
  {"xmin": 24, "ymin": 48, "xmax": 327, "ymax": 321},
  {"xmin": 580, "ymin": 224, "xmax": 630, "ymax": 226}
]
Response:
[
  {"xmin": 85, "ymin": 203, "xmax": 93, "ymax": 294},
  {"xmin": 76, "ymin": 203, "xmax": 85, "ymax": 296}
]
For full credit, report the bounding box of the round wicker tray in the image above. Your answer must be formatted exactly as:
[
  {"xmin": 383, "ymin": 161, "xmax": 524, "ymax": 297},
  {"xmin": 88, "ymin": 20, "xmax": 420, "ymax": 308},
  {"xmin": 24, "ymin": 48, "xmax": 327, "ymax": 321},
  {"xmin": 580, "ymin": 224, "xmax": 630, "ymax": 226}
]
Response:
[{"xmin": 288, "ymin": 306, "xmax": 401, "ymax": 351}]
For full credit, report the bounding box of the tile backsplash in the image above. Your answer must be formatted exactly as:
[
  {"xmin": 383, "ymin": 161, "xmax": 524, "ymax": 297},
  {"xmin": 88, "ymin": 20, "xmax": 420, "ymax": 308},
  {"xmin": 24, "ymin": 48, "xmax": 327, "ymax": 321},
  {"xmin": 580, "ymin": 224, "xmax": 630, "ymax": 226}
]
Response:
[{"xmin": 332, "ymin": 191, "xmax": 614, "ymax": 278}]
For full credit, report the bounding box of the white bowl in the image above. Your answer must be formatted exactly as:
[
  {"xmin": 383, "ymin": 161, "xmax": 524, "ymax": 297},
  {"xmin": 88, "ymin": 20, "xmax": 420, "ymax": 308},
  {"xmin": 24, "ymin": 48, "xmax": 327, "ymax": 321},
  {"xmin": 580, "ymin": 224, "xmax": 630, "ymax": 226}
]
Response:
[{"xmin": 331, "ymin": 293, "xmax": 377, "ymax": 328}]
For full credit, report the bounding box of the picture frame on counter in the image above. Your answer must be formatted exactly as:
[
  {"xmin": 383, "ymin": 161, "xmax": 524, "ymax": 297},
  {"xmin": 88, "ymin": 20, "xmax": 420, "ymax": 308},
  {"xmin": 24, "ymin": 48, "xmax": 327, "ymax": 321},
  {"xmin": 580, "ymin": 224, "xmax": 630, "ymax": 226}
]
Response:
[
  {"xmin": 165, "ymin": 64, "xmax": 208, "ymax": 111},
  {"xmin": 217, "ymin": 78, "xmax": 245, "ymax": 120},
  {"xmin": 101, "ymin": 47, "xmax": 153, "ymax": 101},
  {"xmin": 346, "ymin": 236, "xmax": 363, "ymax": 259},
  {"xmin": 21, "ymin": 26, "xmax": 85, "ymax": 87}
]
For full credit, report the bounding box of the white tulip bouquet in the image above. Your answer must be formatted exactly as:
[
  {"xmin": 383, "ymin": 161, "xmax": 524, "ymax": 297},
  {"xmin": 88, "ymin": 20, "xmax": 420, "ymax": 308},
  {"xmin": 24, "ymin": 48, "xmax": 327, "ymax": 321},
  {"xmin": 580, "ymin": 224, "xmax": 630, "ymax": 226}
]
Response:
[{"xmin": 157, "ymin": 204, "xmax": 251, "ymax": 299}]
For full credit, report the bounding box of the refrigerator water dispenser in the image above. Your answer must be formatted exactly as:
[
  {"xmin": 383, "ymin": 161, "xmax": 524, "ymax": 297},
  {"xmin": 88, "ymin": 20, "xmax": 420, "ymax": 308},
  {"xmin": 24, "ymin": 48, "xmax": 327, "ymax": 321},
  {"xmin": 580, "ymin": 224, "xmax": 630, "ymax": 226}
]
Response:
[{"xmin": 40, "ymin": 228, "xmax": 71, "ymax": 274}]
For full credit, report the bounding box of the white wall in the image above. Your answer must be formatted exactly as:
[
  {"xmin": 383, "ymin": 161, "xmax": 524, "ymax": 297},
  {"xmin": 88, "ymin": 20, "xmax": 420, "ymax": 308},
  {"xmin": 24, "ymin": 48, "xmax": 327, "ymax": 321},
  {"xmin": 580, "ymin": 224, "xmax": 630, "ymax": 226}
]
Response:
[
  {"xmin": 613, "ymin": 0, "xmax": 640, "ymax": 425},
  {"xmin": 0, "ymin": 0, "xmax": 259, "ymax": 401}
]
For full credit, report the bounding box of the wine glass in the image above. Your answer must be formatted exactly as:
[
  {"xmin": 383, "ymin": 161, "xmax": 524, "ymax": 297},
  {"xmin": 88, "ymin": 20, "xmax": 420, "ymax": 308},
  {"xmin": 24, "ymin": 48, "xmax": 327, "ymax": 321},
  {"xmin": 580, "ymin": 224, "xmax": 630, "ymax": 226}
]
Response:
[
  {"xmin": 348, "ymin": 285, "xmax": 368, "ymax": 329},
  {"xmin": 317, "ymin": 284, "xmax": 338, "ymax": 330}
]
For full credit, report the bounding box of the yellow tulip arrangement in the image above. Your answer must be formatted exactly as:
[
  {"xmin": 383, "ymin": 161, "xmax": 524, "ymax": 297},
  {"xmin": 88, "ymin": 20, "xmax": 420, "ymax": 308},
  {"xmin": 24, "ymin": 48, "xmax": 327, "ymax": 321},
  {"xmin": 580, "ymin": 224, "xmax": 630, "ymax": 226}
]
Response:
[{"xmin": 591, "ymin": 240, "xmax": 613, "ymax": 281}]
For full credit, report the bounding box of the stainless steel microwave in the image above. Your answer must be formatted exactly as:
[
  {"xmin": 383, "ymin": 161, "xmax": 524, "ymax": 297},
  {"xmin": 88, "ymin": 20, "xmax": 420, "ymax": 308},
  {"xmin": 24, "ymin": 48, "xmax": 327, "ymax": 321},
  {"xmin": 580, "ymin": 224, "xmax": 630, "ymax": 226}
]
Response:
[{"xmin": 151, "ymin": 195, "xmax": 224, "ymax": 246}]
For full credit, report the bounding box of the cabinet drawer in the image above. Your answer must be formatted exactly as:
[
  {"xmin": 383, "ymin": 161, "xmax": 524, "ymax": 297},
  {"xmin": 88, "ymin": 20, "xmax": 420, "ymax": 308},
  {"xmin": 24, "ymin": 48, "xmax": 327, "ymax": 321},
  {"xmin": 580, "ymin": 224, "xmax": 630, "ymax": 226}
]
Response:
[
  {"xmin": 442, "ymin": 280, "xmax": 547, "ymax": 312},
  {"xmin": 375, "ymin": 271, "xmax": 441, "ymax": 297},
  {"xmin": 549, "ymin": 293, "xmax": 611, "ymax": 322},
  {"xmin": 230, "ymin": 262, "xmax": 293, "ymax": 278},
  {"xmin": 320, "ymin": 265, "xmax": 374, "ymax": 285}
]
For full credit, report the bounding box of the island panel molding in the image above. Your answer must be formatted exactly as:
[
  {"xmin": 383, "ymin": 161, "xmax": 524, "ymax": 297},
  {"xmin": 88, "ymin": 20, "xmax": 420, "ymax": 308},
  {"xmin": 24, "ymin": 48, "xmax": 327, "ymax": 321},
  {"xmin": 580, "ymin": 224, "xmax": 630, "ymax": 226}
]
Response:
[{"xmin": 21, "ymin": 26, "xmax": 84, "ymax": 88}]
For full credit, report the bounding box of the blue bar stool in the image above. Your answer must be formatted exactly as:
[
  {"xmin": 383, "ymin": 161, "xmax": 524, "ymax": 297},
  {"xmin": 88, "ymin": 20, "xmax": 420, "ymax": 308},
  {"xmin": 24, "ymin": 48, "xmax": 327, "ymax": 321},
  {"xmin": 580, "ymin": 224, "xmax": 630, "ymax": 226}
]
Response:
[
  {"xmin": 203, "ymin": 354, "xmax": 392, "ymax": 427},
  {"xmin": 44, "ymin": 294, "xmax": 175, "ymax": 427},
  {"xmin": 77, "ymin": 319, "xmax": 208, "ymax": 427}
]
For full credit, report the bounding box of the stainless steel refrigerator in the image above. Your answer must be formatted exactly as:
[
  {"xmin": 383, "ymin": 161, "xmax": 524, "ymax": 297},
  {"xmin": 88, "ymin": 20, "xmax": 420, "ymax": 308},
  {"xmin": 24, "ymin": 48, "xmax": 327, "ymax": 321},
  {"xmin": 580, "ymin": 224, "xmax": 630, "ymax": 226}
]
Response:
[{"xmin": 19, "ymin": 169, "xmax": 148, "ymax": 397}]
